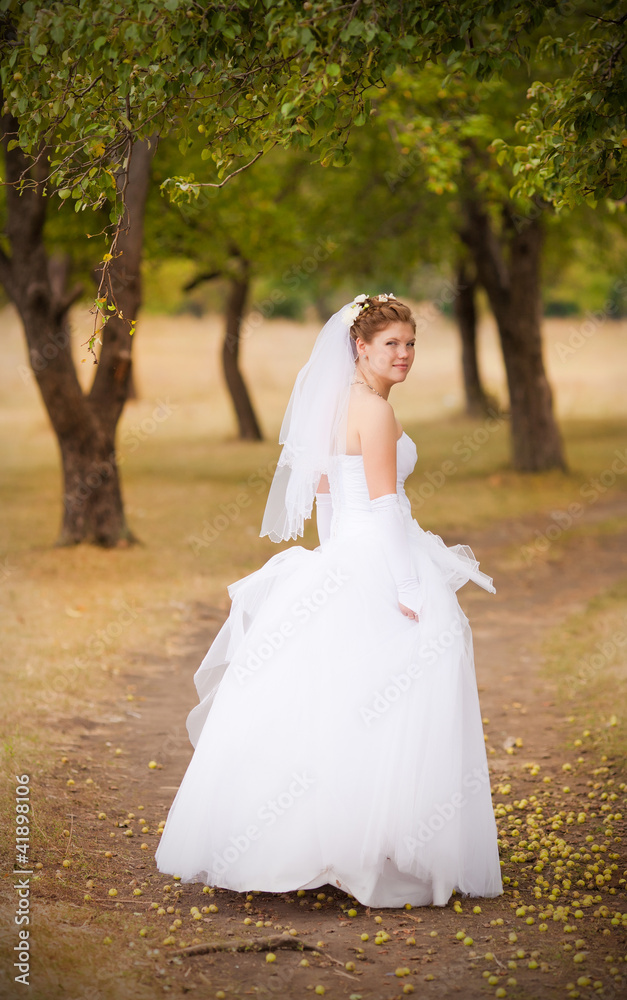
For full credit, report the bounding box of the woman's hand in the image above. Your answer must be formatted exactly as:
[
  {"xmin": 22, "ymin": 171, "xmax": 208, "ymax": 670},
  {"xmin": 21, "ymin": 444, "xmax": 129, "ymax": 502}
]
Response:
[{"xmin": 399, "ymin": 602, "xmax": 420, "ymax": 621}]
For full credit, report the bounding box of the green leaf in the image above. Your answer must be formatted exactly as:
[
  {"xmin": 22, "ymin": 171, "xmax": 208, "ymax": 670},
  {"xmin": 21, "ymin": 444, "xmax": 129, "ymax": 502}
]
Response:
[{"xmin": 327, "ymin": 63, "xmax": 341, "ymax": 77}]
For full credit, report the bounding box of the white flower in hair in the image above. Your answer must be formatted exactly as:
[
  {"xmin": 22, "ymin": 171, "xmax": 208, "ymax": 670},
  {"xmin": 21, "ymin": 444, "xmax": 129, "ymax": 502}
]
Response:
[
  {"xmin": 340, "ymin": 292, "xmax": 397, "ymax": 328},
  {"xmin": 341, "ymin": 293, "xmax": 370, "ymax": 327}
]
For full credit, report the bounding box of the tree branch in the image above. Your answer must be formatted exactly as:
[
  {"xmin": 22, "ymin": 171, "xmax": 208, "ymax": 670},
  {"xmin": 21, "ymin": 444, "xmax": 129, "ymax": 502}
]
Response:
[
  {"xmin": 183, "ymin": 269, "xmax": 222, "ymax": 292},
  {"xmin": 171, "ymin": 931, "xmax": 345, "ymax": 966},
  {"xmin": 192, "ymin": 147, "xmax": 271, "ymax": 188},
  {"xmin": 54, "ymin": 282, "xmax": 84, "ymax": 322}
]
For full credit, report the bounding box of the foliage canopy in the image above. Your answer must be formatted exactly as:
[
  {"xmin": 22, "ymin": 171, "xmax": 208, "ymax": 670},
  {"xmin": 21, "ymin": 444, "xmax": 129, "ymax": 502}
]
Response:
[{"xmin": 2, "ymin": 0, "xmax": 624, "ymax": 218}]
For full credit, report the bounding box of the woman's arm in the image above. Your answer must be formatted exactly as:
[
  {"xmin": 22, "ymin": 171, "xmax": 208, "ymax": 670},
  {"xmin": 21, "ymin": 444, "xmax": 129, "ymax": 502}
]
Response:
[
  {"xmin": 315, "ymin": 474, "xmax": 332, "ymax": 545},
  {"xmin": 358, "ymin": 398, "xmax": 421, "ymax": 620},
  {"xmin": 358, "ymin": 399, "xmax": 398, "ymax": 499}
]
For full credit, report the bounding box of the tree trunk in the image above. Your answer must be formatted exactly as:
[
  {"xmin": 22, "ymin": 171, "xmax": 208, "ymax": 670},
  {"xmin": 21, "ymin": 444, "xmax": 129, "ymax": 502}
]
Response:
[
  {"xmin": 126, "ymin": 369, "xmax": 139, "ymax": 401},
  {"xmin": 222, "ymin": 261, "xmax": 263, "ymax": 441},
  {"xmin": 0, "ymin": 111, "xmax": 155, "ymax": 545},
  {"xmin": 453, "ymin": 259, "xmax": 492, "ymax": 417},
  {"xmin": 461, "ymin": 199, "xmax": 566, "ymax": 471}
]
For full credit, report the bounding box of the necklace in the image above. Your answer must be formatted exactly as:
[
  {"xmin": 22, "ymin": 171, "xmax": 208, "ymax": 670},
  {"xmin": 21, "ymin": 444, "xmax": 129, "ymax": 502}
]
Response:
[{"xmin": 352, "ymin": 377, "xmax": 385, "ymax": 400}]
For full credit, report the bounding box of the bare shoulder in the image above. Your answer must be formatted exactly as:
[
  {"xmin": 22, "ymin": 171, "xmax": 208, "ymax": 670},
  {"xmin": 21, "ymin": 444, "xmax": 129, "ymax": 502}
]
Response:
[
  {"xmin": 349, "ymin": 384, "xmax": 394, "ymax": 422},
  {"xmin": 347, "ymin": 384, "xmax": 397, "ymax": 450}
]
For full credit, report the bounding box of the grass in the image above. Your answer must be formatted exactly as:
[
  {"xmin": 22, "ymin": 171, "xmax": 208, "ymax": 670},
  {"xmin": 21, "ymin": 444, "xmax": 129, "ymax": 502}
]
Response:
[{"xmin": 541, "ymin": 578, "xmax": 627, "ymax": 761}]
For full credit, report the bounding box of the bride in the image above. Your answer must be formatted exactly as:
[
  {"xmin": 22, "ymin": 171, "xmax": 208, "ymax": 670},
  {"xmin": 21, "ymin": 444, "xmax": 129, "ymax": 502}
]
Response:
[{"xmin": 155, "ymin": 294, "xmax": 503, "ymax": 908}]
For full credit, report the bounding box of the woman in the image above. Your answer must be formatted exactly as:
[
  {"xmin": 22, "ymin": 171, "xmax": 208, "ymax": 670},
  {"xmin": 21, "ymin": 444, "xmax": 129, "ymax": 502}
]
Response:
[{"xmin": 155, "ymin": 294, "xmax": 502, "ymax": 908}]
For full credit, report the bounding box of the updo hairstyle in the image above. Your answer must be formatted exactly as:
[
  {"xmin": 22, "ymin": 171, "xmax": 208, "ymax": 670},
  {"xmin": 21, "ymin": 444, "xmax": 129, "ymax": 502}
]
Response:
[{"xmin": 350, "ymin": 296, "xmax": 416, "ymax": 344}]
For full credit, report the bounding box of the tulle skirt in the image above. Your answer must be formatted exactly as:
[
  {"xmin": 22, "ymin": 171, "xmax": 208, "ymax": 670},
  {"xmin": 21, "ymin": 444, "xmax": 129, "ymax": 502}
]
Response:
[{"xmin": 155, "ymin": 518, "xmax": 502, "ymax": 907}]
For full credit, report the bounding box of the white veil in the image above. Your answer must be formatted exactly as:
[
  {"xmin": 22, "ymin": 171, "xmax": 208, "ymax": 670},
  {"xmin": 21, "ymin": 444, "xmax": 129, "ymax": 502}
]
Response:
[{"xmin": 260, "ymin": 302, "xmax": 358, "ymax": 543}]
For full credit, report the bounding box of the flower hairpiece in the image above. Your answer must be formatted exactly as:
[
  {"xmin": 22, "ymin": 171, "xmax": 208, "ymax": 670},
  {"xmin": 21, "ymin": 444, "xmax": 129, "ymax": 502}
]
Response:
[{"xmin": 340, "ymin": 292, "xmax": 396, "ymax": 328}]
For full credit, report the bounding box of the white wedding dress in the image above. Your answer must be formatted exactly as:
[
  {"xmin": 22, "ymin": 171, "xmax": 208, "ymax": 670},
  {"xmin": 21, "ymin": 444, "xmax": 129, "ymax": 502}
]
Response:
[{"xmin": 155, "ymin": 432, "xmax": 502, "ymax": 907}]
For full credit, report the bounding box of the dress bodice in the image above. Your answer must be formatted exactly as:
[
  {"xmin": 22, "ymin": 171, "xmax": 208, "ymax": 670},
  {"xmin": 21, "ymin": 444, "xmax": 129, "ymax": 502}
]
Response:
[{"xmin": 328, "ymin": 432, "xmax": 417, "ymax": 539}]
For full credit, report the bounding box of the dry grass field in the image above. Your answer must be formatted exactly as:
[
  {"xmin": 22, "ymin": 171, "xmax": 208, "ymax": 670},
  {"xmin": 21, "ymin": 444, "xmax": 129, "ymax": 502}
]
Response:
[{"xmin": 0, "ymin": 301, "xmax": 626, "ymax": 999}]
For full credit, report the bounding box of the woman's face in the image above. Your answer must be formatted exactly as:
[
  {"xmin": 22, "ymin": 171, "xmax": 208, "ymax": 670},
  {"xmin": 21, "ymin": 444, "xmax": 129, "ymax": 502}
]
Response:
[{"xmin": 356, "ymin": 321, "xmax": 416, "ymax": 385}]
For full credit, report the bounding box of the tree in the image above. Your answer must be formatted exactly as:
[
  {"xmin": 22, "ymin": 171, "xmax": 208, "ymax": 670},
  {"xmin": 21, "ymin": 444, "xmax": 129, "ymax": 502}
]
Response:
[
  {"xmin": 494, "ymin": 0, "xmax": 627, "ymax": 209},
  {"xmin": 452, "ymin": 258, "xmax": 494, "ymax": 417},
  {"xmin": 372, "ymin": 65, "xmax": 569, "ymax": 470},
  {"xmin": 0, "ymin": 116, "xmax": 155, "ymax": 544},
  {"xmin": 145, "ymin": 143, "xmax": 314, "ymax": 441}
]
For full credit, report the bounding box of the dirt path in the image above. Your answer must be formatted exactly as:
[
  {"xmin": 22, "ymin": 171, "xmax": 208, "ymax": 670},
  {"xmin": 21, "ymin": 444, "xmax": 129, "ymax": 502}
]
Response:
[{"xmin": 27, "ymin": 498, "xmax": 627, "ymax": 1000}]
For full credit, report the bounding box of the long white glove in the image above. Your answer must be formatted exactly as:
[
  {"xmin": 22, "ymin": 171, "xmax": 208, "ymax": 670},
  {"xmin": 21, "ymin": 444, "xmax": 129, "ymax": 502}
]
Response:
[
  {"xmin": 371, "ymin": 493, "xmax": 421, "ymax": 616},
  {"xmin": 315, "ymin": 492, "xmax": 333, "ymax": 546}
]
